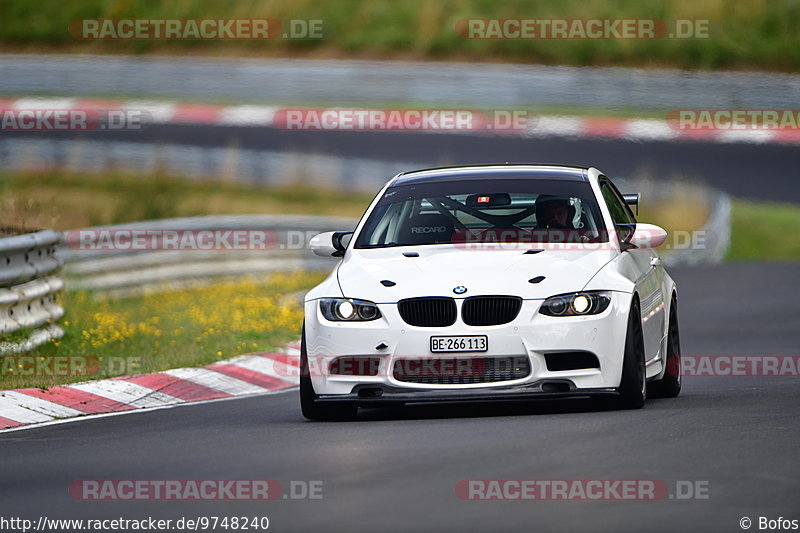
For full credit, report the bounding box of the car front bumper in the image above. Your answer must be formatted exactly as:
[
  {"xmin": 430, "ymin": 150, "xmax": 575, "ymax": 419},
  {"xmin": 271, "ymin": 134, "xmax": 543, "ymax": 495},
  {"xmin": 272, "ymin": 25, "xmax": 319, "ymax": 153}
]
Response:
[{"xmin": 304, "ymin": 291, "xmax": 632, "ymax": 398}]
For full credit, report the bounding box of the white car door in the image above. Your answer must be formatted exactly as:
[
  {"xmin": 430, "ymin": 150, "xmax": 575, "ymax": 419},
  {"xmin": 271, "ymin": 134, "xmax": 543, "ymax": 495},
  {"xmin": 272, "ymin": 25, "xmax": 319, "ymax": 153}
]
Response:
[{"xmin": 599, "ymin": 178, "xmax": 666, "ymax": 363}]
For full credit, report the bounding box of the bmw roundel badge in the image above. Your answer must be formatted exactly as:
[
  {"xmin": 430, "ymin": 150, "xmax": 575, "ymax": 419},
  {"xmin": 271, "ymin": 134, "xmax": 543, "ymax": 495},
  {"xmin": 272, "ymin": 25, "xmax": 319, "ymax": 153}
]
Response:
[{"xmin": 453, "ymin": 286, "xmax": 467, "ymax": 295}]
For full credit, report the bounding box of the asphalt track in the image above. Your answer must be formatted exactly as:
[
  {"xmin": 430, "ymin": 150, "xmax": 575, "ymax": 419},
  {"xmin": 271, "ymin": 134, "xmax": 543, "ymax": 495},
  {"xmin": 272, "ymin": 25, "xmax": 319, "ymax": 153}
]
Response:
[
  {"xmin": 1, "ymin": 261, "xmax": 798, "ymax": 532},
  {"xmin": 5, "ymin": 124, "xmax": 800, "ymax": 202}
]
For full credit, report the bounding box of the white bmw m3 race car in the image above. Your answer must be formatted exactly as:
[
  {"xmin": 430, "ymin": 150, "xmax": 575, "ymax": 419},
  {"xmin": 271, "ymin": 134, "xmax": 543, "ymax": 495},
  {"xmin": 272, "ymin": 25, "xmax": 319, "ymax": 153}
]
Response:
[{"xmin": 301, "ymin": 165, "xmax": 681, "ymax": 420}]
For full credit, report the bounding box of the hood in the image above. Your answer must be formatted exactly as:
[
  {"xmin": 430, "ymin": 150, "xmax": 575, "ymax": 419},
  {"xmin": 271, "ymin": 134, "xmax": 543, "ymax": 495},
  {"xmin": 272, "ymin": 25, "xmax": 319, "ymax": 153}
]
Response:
[{"xmin": 337, "ymin": 245, "xmax": 616, "ymax": 302}]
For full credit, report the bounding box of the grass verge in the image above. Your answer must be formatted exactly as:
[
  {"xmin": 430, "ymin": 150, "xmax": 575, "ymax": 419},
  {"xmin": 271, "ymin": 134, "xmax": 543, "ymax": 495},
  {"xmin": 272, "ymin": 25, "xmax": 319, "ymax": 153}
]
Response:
[
  {"xmin": 0, "ymin": 272, "xmax": 323, "ymax": 390},
  {"xmin": 3, "ymin": 0, "xmax": 800, "ymax": 71},
  {"xmin": 727, "ymin": 201, "xmax": 800, "ymax": 261},
  {"xmin": 0, "ymin": 169, "xmax": 708, "ymax": 251},
  {"xmin": 0, "ymin": 170, "xmax": 375, "ymax": 230}
]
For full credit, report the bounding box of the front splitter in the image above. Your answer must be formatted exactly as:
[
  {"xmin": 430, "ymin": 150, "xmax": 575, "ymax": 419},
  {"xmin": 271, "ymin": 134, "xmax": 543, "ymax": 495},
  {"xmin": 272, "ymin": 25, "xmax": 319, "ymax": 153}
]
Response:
[{"xmin": 316, "ymin": 380, "xmax": 618, "ymax": 405}]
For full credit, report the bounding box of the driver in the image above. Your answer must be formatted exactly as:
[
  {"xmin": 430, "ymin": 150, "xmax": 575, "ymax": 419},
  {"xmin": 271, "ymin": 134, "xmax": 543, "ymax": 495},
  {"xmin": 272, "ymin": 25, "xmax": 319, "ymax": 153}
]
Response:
[{"xmin": 536, "ymin": 196, "xmax": 574, "ymax": 230}]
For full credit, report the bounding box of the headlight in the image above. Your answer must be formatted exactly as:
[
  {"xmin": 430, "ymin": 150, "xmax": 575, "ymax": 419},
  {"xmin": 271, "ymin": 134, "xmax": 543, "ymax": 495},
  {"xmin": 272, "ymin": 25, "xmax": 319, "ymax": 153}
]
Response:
[
  {"xmin": 320, "ymin": 298, "xmax": 382, "ymax": 321},
  {"xmin": 539, "ymin": 291, "xmax": 611, "ymax": 316}
]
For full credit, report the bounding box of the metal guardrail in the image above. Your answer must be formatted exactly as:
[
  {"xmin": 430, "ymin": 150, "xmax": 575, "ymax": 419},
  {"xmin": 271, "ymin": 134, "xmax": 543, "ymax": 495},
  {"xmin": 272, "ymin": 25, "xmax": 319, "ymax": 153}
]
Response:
[
  {"xmin": 0, "ymin": 138, "xmax": 417, "ymax": 192},
  {"xmin": 60, "ymin": 215, "xmax": 355, "ymax": 298},
  {"xmin": 0, "ymin": 230, "xmax": 65, "ymax": 354},
  {"xmin": 0, "ymin": 230, "xmax": 62, "ymax": 286},
  {"xmin": 2, "ymin": 54, "xmax": 796, "ymax": 110}
]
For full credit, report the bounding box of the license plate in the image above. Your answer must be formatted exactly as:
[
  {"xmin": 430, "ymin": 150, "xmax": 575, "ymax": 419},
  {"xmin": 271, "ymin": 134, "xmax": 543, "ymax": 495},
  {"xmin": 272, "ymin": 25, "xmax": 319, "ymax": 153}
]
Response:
[{"xmin": 430, "ymin": 335, "xmax": 488, "ymax": 353}]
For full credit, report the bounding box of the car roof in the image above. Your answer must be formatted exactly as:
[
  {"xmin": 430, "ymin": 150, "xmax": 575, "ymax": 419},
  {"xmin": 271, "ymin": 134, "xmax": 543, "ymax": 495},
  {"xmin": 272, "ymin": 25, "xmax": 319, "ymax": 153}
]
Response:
[{"xmin": 390, "ymin": 164, "xmax": 589, "ymax": 187}]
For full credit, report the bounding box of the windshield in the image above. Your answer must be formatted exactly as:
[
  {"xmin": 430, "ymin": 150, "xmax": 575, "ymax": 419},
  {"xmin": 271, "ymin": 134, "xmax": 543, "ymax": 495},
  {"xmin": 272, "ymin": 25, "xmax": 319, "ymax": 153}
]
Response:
[{"xmin": 354, "ymin": 178, "xmax": 608, "ymax": 248}]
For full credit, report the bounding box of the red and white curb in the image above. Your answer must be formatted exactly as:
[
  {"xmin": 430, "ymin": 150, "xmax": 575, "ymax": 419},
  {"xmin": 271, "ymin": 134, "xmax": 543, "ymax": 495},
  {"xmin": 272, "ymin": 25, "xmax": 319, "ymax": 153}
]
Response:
[
  {"xmin": 0, "ymin": 340, "xmax": 301, "ymax": 432},
  {"xmin": 2, "ymin": 97, "xmax": 800, "ymax": 145}
]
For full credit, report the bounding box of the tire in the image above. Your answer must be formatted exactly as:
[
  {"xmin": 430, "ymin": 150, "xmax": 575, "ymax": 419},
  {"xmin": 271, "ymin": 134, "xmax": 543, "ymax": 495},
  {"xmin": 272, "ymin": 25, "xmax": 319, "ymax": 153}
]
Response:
[
  {"xmin": 616, "ymin": 297, "xmax": 647, "ymax": 409},
  {"xmin": 299, "ymin": 326, "xmax": 357, "ymax": 421},
  {"xmin": 649, "ymin": 296, "xmax": 682, "ymax": 398}
]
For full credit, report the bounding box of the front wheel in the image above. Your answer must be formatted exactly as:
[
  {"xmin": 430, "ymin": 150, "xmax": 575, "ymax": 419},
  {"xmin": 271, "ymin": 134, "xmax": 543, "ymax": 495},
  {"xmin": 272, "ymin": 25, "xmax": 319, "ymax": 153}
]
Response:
[
  {"xmin": 300, "ymin": 326, "xmax": 357, "ymax": 421},
  {"xmin": 649, "ymin": 296, "xmax": 681, "ymax": 398},
  {"xmin": 615, "ymin": 297, "xmax": 647, "ymax": 409}
]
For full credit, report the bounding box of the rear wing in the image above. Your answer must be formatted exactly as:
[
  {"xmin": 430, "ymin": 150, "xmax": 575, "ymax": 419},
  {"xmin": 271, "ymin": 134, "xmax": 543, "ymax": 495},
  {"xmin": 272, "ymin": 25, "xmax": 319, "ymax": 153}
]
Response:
[{"xmin": 623, "ymin": 193, "xmax": 640, "ymax": 216}]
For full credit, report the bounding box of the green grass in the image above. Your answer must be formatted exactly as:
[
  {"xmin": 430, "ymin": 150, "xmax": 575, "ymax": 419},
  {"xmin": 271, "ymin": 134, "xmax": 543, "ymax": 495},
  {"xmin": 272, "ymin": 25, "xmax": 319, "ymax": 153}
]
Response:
[
  {"xmin": 0, "ymin": 170, "xmax": 376, "ymax": 231},
  {"xmin": 0, "ymin": 273, "xmax": 323, "ymax": 390},
  {"xmin": 727, "ymin": 200, "xmax": 800, "ymax": 260},
  {"xmin": 3, "ymin": 0, "xmax": 800, "ymax": 71},
  {"xmin": 0, "ymin": 169, "xmax": 709, "ymax": 247}
]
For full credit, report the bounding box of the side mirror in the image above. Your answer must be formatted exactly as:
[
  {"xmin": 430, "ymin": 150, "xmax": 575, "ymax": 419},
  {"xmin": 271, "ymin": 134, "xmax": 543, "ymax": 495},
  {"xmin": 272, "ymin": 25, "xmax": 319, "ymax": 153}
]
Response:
[
  {"xmin": 309, "ymin": 231, "xmax": 353, "ymax": 257},
  {"xmin": 619, "ymin": 223, "xmax": 667, "ymax": 251},
  {"xmin": 623, "ymin": 193, "xmax": 640, "ymax": 216}
]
